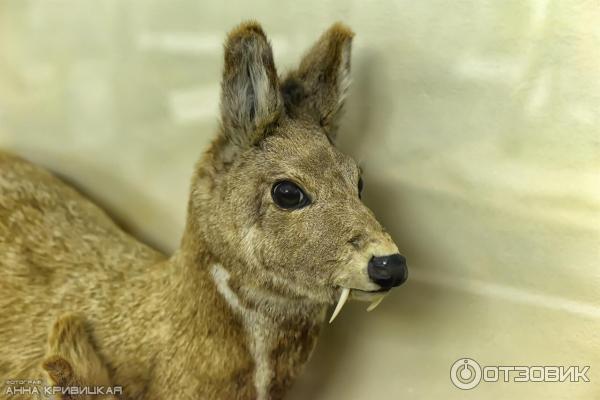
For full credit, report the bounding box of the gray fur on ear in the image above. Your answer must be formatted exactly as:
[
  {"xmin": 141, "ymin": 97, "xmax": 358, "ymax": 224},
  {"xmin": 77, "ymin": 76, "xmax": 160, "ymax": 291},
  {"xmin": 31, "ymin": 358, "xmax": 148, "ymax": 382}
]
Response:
[
  {"xmin": 281, "ymin": 22, "xmax": 354, "ymax": 141},
  {"xmin": 220, "ymin": 21, "xmax": 283, "ymax": 148}
]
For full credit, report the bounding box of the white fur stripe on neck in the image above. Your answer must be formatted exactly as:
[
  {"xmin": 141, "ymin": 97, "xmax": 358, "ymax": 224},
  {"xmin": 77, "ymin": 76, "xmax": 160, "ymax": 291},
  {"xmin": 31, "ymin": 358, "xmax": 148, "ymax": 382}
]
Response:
[{"xmin": 210, "ymin": 264, "xmax": 272, "ymax": 400}]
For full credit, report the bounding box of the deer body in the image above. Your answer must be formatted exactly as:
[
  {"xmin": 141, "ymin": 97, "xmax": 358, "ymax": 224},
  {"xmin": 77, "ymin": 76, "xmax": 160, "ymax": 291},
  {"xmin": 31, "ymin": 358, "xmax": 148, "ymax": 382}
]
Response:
[
  {"xmin": 0, "ymin": 151, "xmax": 322, "ymax": 399},
  {"xmin": 0, "ymin": 22, "xmax": 407, "ymax": 399}
]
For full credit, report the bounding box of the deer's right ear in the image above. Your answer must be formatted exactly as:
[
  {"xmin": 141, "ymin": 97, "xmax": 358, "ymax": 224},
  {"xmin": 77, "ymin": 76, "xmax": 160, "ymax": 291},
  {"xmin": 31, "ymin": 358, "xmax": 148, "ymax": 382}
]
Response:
[{"xmin": 219, "ymin": 22, "xmax": 283, "ymax": 149}]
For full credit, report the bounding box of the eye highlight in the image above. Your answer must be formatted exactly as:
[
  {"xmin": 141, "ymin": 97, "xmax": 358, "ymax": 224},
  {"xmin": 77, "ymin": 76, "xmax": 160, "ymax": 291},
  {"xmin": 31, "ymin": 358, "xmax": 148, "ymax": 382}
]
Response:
[
  {"xmin": 271, "ymin": 181, "xmax": 311, "ymax": 210},
  {"xmin": 358, "ymin": 177, "xmax": 364, "ymax": 199}
]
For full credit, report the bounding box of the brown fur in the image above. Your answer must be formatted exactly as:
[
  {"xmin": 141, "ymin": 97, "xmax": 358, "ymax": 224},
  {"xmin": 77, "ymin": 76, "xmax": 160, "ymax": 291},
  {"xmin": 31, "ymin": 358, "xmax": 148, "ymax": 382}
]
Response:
[
  {"xmin": 42, "ymin": 314, "xmax": 117, "ymax": 399},
  {"xmin": 0, "ymin": 21, "xmax": 400, "ymax": 399}
]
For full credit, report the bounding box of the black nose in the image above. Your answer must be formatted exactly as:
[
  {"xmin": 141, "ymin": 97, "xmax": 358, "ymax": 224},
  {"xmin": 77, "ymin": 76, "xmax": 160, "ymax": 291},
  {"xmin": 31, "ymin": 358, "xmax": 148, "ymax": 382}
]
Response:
[{"xmin": 367, "ymin": 254, "xmax": 408, "ymax": 289}]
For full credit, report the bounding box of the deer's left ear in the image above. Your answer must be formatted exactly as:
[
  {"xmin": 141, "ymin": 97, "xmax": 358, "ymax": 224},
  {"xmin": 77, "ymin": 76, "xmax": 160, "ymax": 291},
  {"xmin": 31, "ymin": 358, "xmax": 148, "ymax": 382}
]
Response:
[{"xmin": 281, "ymin": 23, "xmax": 354, "ymax": 142}]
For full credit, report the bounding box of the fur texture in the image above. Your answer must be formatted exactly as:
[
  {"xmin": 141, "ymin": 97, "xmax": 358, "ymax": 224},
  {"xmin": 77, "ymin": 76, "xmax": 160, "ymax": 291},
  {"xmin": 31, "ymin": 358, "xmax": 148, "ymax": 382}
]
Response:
[
  {"xmin": 42, "ymin": 314, "xmax": 117, "ymax": 399},
  {"xmin": 0, "ymin": 21, "xmax": 400, "ymax": 399}
]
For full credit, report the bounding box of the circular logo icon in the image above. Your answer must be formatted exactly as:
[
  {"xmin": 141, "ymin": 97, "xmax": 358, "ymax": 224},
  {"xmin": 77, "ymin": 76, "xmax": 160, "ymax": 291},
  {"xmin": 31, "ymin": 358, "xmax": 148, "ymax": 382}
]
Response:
[{"xmin": 450, "ymin": 358, "xmax": 482, "ymax": 390}]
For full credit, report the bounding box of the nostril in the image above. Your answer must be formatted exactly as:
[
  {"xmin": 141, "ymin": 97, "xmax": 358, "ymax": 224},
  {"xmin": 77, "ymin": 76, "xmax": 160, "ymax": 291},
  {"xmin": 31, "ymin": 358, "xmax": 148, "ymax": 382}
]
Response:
[{"xmin": 371, "ymin": 265, "xmax": 392, "ymax": 279}]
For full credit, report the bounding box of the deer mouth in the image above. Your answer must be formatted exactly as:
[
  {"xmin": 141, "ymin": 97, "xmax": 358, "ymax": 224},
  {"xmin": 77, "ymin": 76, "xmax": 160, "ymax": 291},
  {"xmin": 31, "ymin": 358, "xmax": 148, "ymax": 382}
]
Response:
[{"xmin": 328, "ymin": 287, "xmax": 391, "ymax": 323}]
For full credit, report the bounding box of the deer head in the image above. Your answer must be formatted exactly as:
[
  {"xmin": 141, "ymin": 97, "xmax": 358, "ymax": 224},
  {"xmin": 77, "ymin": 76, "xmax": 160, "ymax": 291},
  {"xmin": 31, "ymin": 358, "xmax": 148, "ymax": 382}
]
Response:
[{"xmin": 185, "ymin": 21, "xmax": 407, "ymax": 321}]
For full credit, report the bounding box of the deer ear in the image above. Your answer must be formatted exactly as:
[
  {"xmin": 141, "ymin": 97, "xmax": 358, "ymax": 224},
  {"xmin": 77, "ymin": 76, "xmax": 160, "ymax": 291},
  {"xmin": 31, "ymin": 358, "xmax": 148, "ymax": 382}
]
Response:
[
  {"xmin": 42, "ymin": 355, "xmax": 73, "ymax": 386},
  {"xmin": 220, "ymin": 22, "xmax": 283, "ymax": 149},
  {"xmin": 281, "ymin": 23, "xmax": 354, "ymax": 142}
]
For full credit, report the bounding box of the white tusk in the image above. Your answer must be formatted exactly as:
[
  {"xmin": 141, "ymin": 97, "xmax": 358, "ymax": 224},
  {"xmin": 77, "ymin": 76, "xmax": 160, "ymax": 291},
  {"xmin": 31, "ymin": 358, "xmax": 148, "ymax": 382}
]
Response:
[
  {"xmin": 329, "ymin": 288, "xmax": 351, "ymax": 323},
  {"xmin": 366, "ymin": 294, "xmax": 386, "ymax": 312}
]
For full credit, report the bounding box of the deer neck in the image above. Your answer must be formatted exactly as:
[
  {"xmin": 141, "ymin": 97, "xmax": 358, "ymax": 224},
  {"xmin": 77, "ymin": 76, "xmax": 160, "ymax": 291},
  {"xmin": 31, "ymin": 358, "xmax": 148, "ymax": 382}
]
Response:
[{"xmin": 161, "ymin": 244, "xmax": 327, "ymax": 399}]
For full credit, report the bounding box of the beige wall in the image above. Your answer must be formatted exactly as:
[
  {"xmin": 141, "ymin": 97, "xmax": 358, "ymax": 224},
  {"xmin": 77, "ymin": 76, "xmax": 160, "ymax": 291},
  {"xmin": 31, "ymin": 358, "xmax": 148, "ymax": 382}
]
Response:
[{"xmin": 1, "ymin": 1, "xmax": 599, "ymax": 399}]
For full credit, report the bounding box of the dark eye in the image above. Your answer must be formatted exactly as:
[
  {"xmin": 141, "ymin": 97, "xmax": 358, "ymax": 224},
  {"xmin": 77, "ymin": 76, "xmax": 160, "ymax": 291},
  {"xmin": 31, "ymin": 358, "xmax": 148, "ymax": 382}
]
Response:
[
  {"xmin": 358, "ymin": 177, "xmax": 364, "ymax": 199},
  {"xmin": 271, "ymin": 181, "xmax": 310, "ymax": 210}
]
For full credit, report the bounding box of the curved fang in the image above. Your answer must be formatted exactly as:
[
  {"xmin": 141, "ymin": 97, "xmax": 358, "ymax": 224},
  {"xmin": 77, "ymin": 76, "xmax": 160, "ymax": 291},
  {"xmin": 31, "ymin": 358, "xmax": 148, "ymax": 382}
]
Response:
[
  {"xmin": 366, "ymin": 294, "xmax": 386, "ymax": 312},
  {"xmin": 329, "ymin": 288, "xmax": 351, "ymax": 323}
]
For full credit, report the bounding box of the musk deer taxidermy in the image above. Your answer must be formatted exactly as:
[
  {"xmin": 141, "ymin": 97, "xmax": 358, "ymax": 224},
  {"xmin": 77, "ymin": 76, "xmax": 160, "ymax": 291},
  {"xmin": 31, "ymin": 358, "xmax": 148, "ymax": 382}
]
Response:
[{"xmin": 0, "ymin": 21, "xmax": 408, "ymax": 399}]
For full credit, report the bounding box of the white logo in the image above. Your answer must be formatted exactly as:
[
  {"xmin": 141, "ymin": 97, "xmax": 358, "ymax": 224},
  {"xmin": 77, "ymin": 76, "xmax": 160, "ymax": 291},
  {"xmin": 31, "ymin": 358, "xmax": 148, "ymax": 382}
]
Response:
[
  {"xmin": 450, "ymin": 358, "xmax": 590, "ymax": 390},
  {"xmin": 450, "ymin": 358, "xmax": 482, "ymax": 390}
]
